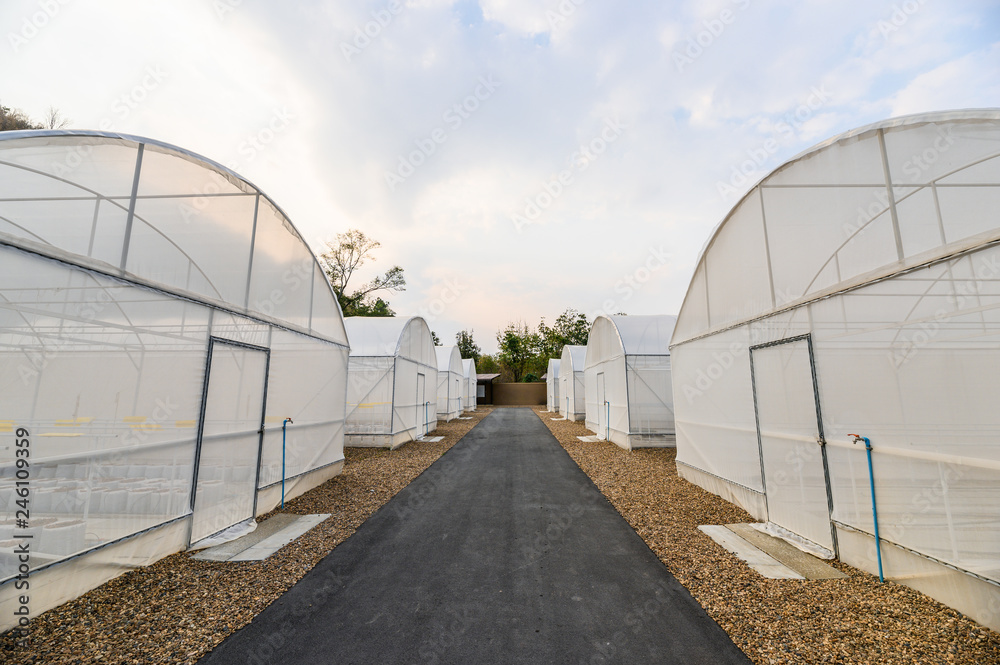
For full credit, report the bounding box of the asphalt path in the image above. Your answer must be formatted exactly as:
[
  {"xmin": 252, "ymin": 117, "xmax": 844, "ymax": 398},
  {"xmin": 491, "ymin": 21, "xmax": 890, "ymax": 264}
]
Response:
[{"xmin": 198, "ymin": 408, "xmax": 750, "ymax": 665}]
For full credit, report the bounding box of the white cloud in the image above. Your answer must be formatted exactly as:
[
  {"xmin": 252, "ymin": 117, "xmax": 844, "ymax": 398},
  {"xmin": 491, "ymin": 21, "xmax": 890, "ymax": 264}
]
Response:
[
  {"xmin": 889, "ymin": 43, "xmax": 1000, "ymax": 116},
  {"xmin": 2, "ymin": 0, "xmax": 997, "ymax": 353}
]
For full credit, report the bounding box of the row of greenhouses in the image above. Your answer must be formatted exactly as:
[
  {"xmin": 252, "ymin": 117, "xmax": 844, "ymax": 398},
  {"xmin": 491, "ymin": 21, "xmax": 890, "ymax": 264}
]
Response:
[
  {"xmin": 545, "ymin": 110, "xmax": 1000, "ymax": 633},
  {"xmin": 0, "ymin": 130, "xmax": 476, "ymax": 631},
  {"xmin": 546, "ymin": 315, "xmax": 679, "ymax": 450},
  {"xmin": 3, "ymin": 110, "xmax": 999, "ymax": 635}
]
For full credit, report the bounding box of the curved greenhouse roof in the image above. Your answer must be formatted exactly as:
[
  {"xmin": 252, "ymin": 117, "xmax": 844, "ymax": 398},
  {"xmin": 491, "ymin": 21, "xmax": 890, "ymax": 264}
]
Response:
[
  {"xmin": 673, "ymin": 110, "xmax": 1000, "ymax": 346},
  {"xmin": 562, "ymin": 345, "xmax": 588, "ymax": 372},
  {"xmin": 586, "ymin": 315, "xmax": 677, "ymax": 367},
  {"xmin": 436, "ymin": 345, "xmax": 462, "ymax": 374},
  {"xmin": 0, "ymin": 130, "xmax": 347, "ymax": 346},
  {"xmin": 345, "ymin": 316, "xmax": 436, "ymax": 367}
]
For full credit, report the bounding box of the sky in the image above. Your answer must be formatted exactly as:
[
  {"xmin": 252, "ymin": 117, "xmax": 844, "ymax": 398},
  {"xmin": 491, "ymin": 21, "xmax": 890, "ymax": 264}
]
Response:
[{"xmin": 2, "ymin": 0, "xmax": 998, "ymax": 353}]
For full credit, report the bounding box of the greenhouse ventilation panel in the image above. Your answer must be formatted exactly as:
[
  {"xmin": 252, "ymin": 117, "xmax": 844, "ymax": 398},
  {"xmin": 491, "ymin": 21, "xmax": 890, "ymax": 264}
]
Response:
[
  {"xmin": 0, "ymin": 130, "xmax": 350, "ymax": 631},
  {"xmin": 344, "ymin": 316, "xmax": 438, "ymax": 449},
  {"xmin": 584, "ymin": 315, "xmax": 677, "ymax": 450},
  {"xmin": 670, "ymin": 110, "xmax": 1000, "ymax": 631}
]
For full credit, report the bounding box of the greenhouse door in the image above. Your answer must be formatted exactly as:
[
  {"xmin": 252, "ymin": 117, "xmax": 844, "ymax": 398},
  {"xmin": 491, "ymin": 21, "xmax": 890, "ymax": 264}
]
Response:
[
  {"xmin": 416, "ymin": 373, "xmax": 426, "ymax": 437},
  {"xmin": 750, "ymin": 336, "xmax": 836, "ymax": 553},
  {"xmin": 596, "ymin": 372, "xmax": 607, "ymax": 439},
  {"xmin": 190, "ymin": 339, "xmax": 269, "ymax": 544}
]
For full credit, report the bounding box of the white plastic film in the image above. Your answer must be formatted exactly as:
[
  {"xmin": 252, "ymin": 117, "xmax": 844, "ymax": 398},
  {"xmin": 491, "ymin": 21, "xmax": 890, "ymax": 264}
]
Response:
[
  {"xmin": 585, "ymin": 316, "xmax": 676, "ymax": 447},
  {"xmin": 435, "ymin": 346, "xmax": 462, "ymax": 421},
  {"xmin": 546, "ymin": 359, "xmax": 560, "ymax": 412},
  {"xmin": 257, "ymin": 329, "xmax": 347, "ymax": 489},
  {"xmin": 559, "ymin": 345, "xmax": 587, "ymax": 420}
]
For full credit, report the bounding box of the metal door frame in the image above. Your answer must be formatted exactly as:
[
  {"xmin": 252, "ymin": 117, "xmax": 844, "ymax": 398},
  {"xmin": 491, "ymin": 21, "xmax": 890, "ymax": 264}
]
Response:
[
  {"xmin": 596, "ymin": 372, "xmax": 606, "ymax": 439},
  {"xmin": 416, "ymin": 372, "xmax": 426, "ymax": 437},
  {"xmin": 749, "ymin": 333, "xmax": 838, "ymax": 557},
  {"xmin": 189, "ymin": 336, "xmax": 271, "ymax": 544}
]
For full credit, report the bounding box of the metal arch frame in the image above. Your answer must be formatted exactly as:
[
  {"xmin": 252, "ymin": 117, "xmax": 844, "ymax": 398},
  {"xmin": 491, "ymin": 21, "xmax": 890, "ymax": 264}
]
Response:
[
  {"xmin": 0, "ymin": 130, "xmax": 351, "ymax": 348},
  {"xmin": 748, "ymin": 333, "xmax": 839, "ymax": 558}
]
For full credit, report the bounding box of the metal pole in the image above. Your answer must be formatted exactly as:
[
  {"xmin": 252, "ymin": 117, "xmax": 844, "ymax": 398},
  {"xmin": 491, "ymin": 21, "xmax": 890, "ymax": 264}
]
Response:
[
  {"xmin": 282, "ymin": 418, "xmax": 293, "ymax": 509},
  {"xmin": 851, "ymin": 434, "xmax": 884, "ymax": 583}
]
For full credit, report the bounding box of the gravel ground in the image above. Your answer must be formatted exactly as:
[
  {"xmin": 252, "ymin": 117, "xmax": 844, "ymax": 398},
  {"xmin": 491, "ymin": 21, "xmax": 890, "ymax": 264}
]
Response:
[
  {"xmin": 532, "ymin": 407, "xmax": 1000, "ymax": 665},
  {"xmin": 1, "ymin": 408, "xmax": 494, "ymax": 665}
]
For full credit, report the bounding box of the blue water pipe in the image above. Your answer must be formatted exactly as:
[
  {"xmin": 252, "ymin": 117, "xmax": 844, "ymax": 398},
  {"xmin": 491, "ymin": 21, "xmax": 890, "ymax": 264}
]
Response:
[
  {"xmin": 281, "ymin": 418, "xmax": 293, "ymax": 509},
  {"xmin": 850, "ymin": 433, "xmax": 884, "ymax": 583}
]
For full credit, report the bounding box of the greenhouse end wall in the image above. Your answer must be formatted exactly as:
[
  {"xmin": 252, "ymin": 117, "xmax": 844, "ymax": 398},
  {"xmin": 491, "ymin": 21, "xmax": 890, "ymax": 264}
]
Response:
[
  {"xmin": 436, "ymin": 346, "xmax": 462, "ymax": 421},
  {"xmin": 671, "ymin": 111, "xmax": 1000, "ymax": 632},
  {"xmin": 559, "ymin": 345, "xmax": 587, "ymax": 421},
  {"xmin": 584, "ymin": 316, "xmax": 676, "ymax": 450},
  {"xmin": 546, "ymin": 359, "xmax": 560, "ymax": 412}
]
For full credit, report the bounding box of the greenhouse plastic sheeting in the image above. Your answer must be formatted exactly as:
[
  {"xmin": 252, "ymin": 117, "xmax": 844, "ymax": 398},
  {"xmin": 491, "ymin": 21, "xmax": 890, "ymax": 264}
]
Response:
[
  {"xmin": 584, "ymin": 315, "xmax": 677, "ymax": 449},
  {"xmin": 462, "ymin": 358, "xmax": 478, "ymax": 411},
  {"xmin": 0, "ymin": 131, "xmax": 349, "ymax": 631},
  {"xmin": 546, "ymin": 359, "xmax": 560, "ymax": 412},
  {"xmin": 344, "ymin": 317, "xmax": 438, "ymax": 447},
  {"xmin": 671, "ymin": 110, "xmax": 1000, "ymax": 631},
  {"xmin": 435, "ymin": 346, "xmax": 463, "ymax": 421},
  {"xmin": 559, "ymin": 345, "xmax": 587, "ymax": 421}
]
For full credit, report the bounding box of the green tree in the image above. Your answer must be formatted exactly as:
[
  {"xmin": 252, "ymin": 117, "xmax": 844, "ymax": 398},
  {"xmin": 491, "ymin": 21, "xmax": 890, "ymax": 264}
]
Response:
[
  {"xmin": 496, "ymin": 322, "xmax": 541, "ymax": 382},
  {"xmin": 350, "ymin": 296, "xmax": 394, "ymax": 317},
  {"xmin": 318, "ymin": 229, "xmax": 405, "ymax": 317},
  {"xmin": 476, "ymin": 354, "xmax": 499, "ymax": 374},
  {"xmin": 0, "ymin": 103, "xmax": 41, "ymax": 131},
  {"xmin": 431, "ymin": 330, "xmax": 441, "ymax": 346},
  {"xmin": 455, "ymin": 329, "xmax": 481, "ymax": 361},
  {"xmin": 538, "ymin": 308, "xmax": 590, "ymax": 359}
]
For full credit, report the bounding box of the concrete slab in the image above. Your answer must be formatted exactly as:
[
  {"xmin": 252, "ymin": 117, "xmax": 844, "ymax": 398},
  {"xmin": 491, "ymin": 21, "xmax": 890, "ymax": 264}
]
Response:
[
  {"xmin": 417, "ymin": 436, "xmax": 444, "ymax": 442},
  {"xmin": 192, "ymin": 514, "xmax": 299, "ymax": 562},
  {"xmin": 200, "ymin": 409, "xmax": 751, "ymax": 665},
  {"xmin": 577, "ymin": 435, "xmax": 602, "ymax": 442},
  {"xmin": 727, "ymin": 524, "xmax": 848, "ymax": 580},
  {"xmin": 228, "ymin": 514, "xmax": 331, "ymax": 562},
  {"xmin": 698, "ymin": 525, "xmax": 804, "ymax": 580},
  {"xmin": 192, "ymin": 514, "xmax": 330, "ymax": 562}
]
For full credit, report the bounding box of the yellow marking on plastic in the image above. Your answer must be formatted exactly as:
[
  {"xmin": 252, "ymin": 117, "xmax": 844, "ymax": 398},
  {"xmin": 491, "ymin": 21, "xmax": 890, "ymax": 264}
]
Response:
[
  {"xmin": 175, "ymin": 420, "xmax": 197, "ymax": 428},
  {"xmin": 40, "ymin": 432, "xmax": 83, "ymax": 437},
  {"xmin": 131, "ymin": 423, "xmax": 162, "ymax": 431},
  {"xmin": 0, "ymin": 422, "xmax": 13, "ymax": 433},
  {"xmin": 55, "ymin": 417, "xmax": 94, "ymax": 426},
  {"xmin": 122, "ymin": 416, "xmax": 147, "ymax": 423}
]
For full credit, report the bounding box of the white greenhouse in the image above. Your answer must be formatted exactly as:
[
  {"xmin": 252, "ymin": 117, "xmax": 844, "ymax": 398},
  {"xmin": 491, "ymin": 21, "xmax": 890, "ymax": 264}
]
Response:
[
  {"xmin": 344, "ymin": 317, "xmax": 438, "ymax": 449},
  {"xmin": 462, "ymin": 358, "xmax": 478, "ymax": 412},
  {"xmin": 0, "ymin": 130, "xmax": 350, "ymax": 631},
  {"xmin": 559, "ymin": 345, "xmax": 587, "ymax": 421},
  {"xmin": 436, "ymin": 346, "xmax": 463, "ymax": 421},
  {"xmin": 585, "ymin": 315, "xmax": 677, "ymax": 450},
  {"xmin": 545, "ymin": 359, "xmax": 561, "ymax": 412},
  {"xmin": 671, "ymin": 110, "xmax": 1000, "ymax": 631}
]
